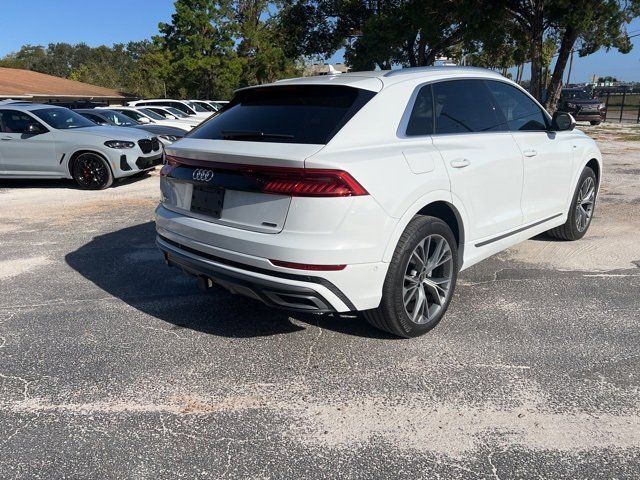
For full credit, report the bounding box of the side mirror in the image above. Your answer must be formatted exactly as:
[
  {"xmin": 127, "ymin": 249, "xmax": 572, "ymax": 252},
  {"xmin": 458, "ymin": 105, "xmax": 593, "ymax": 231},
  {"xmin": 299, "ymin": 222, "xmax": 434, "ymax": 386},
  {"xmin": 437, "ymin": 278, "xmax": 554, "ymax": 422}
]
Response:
[
  {"xmin": 139, "ymin": 117, "xmax": 151, "ymax": 124},
  {"xmin": 26, "ymin": 123, "xmax": 46, "ymax": 135},
  {"xmin": 552, "ymin": 111, "xmax": 575, "ymax": 131}
]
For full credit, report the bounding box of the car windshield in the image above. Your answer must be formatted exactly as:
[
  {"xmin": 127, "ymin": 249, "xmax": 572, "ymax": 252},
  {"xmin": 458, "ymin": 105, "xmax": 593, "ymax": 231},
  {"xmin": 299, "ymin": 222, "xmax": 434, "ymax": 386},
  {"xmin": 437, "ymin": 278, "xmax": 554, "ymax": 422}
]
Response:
[
  {"xmin": 138, "ymin": 108, "xmax": 165, "ymax": 120},
  {"xmin": 563, "ymin": 90, "xmax": 591, "ymax": 100},
  {"xmin": 187, "ymin": 101, "xmax": 208, "ymax": 113},
  {"xmin": 165, "ymin": 107, "xmax": 189, "ymax": 118},
  {"xmin": 32, "ymin": 107, "xmax": 95, "ymax": 129},
  {"xmin": 190, "ymin": 85, "xmax": 376, "ymax": 144},
  {"xmin": 101, "ymin": 110, "xmax": 139, "ymax": 126},
  {"xmin": 194, "ymin": 101, "xmax": 216, "ymax": 112}
]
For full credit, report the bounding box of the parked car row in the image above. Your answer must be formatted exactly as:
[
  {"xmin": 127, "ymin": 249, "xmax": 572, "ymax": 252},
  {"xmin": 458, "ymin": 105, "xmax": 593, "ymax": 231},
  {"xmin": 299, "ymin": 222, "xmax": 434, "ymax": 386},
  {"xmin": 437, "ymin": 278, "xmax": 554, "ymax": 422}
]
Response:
[
  {"xmin": 0, "ymin": 101, "xmax": 163, "ymax": 189},
  {"xmin": 0, "ymin": 96, "xmax": 229, "ymax": 189}
]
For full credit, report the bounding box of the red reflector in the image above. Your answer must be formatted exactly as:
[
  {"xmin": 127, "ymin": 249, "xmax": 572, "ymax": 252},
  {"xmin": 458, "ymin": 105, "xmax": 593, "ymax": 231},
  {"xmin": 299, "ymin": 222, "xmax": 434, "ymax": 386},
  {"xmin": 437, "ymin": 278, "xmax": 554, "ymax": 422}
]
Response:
[{"xmin": 270, "ymin": 260, "xmax": 346, "ymax": 271}]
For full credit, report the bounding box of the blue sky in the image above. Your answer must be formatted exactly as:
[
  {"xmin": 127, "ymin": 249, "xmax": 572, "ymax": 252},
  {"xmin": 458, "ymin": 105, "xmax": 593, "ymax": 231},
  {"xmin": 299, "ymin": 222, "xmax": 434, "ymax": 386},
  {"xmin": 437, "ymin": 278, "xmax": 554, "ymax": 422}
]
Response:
[{"xmin": 1, "ymin": 0, "xmax": 639, "ymax": 82}]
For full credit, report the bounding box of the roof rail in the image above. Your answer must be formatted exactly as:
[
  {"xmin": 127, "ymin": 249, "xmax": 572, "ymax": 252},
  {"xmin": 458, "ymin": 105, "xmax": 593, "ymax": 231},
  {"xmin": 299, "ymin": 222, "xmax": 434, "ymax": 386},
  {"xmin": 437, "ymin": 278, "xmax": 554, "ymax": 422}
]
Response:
[{"xmin": 384, "ymin": 66, "xmax": 497, "ymax": 78}]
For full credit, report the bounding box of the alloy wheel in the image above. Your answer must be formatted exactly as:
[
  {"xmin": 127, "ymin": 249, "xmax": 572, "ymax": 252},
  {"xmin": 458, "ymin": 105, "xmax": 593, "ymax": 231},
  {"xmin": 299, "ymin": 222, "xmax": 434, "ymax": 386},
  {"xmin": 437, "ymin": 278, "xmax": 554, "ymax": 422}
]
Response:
[
  {"xmin": 402, "ymin": 234, "xmax": 454, "ymax": 325},
  {"xmin": 76, "ymin": 155, "xmax": 108, "ymax": 189},
  {"xmin": 575, "ymin": 176, "xmax": 595, "ymax": 232}
]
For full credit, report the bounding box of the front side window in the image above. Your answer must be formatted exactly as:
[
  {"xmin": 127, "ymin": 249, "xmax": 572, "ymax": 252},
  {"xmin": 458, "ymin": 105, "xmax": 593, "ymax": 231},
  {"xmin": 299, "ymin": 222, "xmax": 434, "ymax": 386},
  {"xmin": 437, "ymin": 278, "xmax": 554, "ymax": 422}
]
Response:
[
  {"xmin": 406, "ymin": 85, "xmax": 434, "ymax": 136},
  {"xmin": 81, "ymin": 113, "xmax": 107, "ymax": 125},
  {"xmin": 31, "ymin": 108, "xmax": 94, "ymax": 129},
  {"xmin": 138, "ymin": 108, "xmax": 165, "ymax": 121},
  {"xmin": 187, "ymin": 101, "xmax": 208, "ymax": 112},
  {"xmin": 148, "ymin": 108, "xmax": 173, "ymax": 119},
  {"xmin": 165, "ymin": 107, "xmax": 188, "ymax": 118},
  {"xmin": 486, "ymin": 80, "xmax": 548, "ymax": 131},
  {"xmin": 0, "ymin": 110, "xmax": 46, "ymax": 133},
  {"xmin": 169, "ymin": 102, "xmax": 195, "ymax": 115},
  {"xmin": 117, "ymin": 109, "xmax": 145, "ymax": 121},
  {"xmin": 191, "ymin": 85, "xmax": 376, "ymax": 144},
  {"xmin": 100, "ymin": 110, "xmax": 138, "ymax": 126},
  {"xmin": 433, "ymin": 80, "xmax": 507, "ymax": 134}
]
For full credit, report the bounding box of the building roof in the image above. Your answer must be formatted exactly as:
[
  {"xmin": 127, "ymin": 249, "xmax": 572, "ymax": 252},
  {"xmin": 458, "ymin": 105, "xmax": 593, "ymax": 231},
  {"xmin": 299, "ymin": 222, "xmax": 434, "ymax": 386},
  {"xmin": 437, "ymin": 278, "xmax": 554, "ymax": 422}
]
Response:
[{"xmin": 0, "ymin": 67, "xmax": 127, "ymax": 100}]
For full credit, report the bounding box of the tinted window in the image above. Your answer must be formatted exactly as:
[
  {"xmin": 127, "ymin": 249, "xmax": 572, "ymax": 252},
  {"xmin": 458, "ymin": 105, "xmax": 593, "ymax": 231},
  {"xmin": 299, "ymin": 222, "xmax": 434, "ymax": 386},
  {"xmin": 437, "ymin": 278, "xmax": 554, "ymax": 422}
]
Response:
[
  {"xmin": 81, "ymin": 113, "xmax": 107, "ymax": 125},
  {"xmin": 433, "ymin": 80, "xmax": 507, "ymax": 134},
  {"xmin": 406, "ymin": 85, "xmax": 433, "ymax": 136},
  {"xmin": 170, "ymin": 102, "xmax": 195, "ymax": 115},
  {"xmin": 148, "ymin": 107, "xmax": 173, "ymax": 118},
  {"xmin": 138, "ymin": 108, "xmax": 165, "ymax": 120},
  {"xmin": 486, "ymin": 81, "xmax": 548, "ymax": 131},
  {"xmin": 0, "ymin": 110, "xmax": 45, "ymax": 133},
  {"xmin": 100, "ymin": 110, "xmax": 138, "ymax": 126},
  {"xmin": 31, "ymin": 108, "xmax": 94, "ymax": 129},
  {"xmin": 117, "ymin": 109, "xmax": 145, "ymax": 121},
  {"xmin": 191, "ymin": 85, "xmax": 376, "ymax": 144}
]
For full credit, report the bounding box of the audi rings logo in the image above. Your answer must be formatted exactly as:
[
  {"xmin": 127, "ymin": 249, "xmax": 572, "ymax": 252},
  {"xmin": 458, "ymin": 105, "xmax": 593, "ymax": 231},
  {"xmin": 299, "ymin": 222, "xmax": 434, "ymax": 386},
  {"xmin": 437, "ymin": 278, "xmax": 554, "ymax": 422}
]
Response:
[{"xmin": 193, "ymin": 169, "xmax": 214, "ymax": 182}]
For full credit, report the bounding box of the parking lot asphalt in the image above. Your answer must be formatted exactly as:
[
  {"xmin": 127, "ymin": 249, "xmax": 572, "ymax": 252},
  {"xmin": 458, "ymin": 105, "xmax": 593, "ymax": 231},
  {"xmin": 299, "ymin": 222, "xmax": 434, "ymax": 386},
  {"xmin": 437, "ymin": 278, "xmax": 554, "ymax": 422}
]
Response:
[{"xmin": 1, "ymin": 124, "xmax": 639, "ymax": 479}]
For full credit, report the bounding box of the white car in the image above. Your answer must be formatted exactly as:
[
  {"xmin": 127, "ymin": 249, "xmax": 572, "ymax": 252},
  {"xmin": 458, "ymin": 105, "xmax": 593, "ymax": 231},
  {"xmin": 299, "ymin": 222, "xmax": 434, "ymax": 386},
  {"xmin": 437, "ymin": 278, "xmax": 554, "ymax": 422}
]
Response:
[
  {"xmin": 189, "ymin": 100, "xmax": 220, "ymax": 113},
  {"xmin": 102, "ymin": 106, "xmax": 195, "ymax": 131},
  {"xmin": 155, "ymin": 67, "xmax": 602, "ymax": 337},
  {"xmin": 142, "ymin": 106, "xmax": 201, "ymax": 128},
  {"xmin": 128, "ymin": 99, "xmax": 212, "ymax": 121},
  {"xmin": 0, "ymin": 103, "xmax": 162, "ymax": 189}
]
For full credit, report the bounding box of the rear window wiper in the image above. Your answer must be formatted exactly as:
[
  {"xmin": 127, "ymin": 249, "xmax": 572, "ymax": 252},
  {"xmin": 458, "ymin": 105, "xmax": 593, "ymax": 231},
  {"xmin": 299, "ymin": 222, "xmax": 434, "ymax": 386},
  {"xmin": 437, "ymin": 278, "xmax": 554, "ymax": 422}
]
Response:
[{"xmin": 221, "ymin": 130, "xmax": 294, "ymax": 140}]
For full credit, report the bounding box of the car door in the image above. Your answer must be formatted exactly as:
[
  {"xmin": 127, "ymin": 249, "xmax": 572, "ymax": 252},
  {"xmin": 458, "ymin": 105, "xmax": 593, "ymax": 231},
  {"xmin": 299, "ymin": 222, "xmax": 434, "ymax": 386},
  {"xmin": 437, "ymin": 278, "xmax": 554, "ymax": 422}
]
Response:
[
  {"xmin": 430, "ymin": 79, "xmax": 524, "ymax": 241},
  {"xmin": 486, "ymin": 80, "xmax": 574, "ymax": 224},
  {"xmin": 0, "ymin": 109, "xmax": 56, "ymax": 175}
]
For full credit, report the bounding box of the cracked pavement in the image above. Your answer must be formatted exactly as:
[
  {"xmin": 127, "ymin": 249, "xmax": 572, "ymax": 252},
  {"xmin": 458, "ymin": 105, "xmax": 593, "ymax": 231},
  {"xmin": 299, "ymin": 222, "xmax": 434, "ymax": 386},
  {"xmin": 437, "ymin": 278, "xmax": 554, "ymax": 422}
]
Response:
[{"xmin": 1, "ymin": 124, "xmax": 639, "ymax": 479}]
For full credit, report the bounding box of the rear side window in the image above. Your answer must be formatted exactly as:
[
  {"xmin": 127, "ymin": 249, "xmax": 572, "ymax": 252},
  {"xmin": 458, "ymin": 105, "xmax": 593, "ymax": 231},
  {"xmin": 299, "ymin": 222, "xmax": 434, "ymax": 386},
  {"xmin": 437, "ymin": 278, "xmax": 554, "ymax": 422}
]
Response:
[
  {"xmin": 486, "ymin": 80, "xmax": 548, "ymax": 131},
  {"xmin": 406, "ymin": 85, "xmax": 434, "ymax": 136},
  {"xmin": 191, "ymin": 85, "xmax": 376, "ymax": 144},
  {"xmin": 433, "ymin": 80, "xmax": 507, "ymax": 134}
]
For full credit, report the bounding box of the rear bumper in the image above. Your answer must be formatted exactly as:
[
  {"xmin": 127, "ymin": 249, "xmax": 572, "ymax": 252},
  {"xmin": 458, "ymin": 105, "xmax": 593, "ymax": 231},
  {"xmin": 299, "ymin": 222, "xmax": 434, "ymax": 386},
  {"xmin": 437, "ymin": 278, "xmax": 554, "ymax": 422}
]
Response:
[{"xmin": 157, "ymin": 234, "xmax": 357, "ymax": 312}]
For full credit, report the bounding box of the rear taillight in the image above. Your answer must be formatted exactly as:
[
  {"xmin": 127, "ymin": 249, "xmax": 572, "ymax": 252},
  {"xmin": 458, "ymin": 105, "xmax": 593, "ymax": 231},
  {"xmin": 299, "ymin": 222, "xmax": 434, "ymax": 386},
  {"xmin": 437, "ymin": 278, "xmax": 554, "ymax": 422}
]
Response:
[
  {"xmin": 251, "ymin": 169, "xmax": 367, "ymax": 197},
  {"xmin": 162, "ymin": 155, "xmax": 368, "ymax": 197}
]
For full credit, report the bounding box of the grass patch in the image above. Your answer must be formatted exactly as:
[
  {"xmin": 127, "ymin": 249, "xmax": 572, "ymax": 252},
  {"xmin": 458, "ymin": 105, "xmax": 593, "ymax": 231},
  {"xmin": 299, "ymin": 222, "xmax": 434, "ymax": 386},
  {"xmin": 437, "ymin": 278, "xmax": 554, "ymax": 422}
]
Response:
[{"xmin": 616, "ymin": 134, "xmax": 640, "ymax": 141}]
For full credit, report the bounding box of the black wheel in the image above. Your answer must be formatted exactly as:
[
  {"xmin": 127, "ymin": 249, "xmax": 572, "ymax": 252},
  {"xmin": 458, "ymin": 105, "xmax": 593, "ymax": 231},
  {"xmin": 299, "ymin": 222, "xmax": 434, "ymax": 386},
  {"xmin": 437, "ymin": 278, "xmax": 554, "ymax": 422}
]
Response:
[
  {"xmin": 590, "ymin": 121, "xmax": 601, "ymax": 126},
  {"xmin": 364, "ymin": 215, "xmax": 458, "ymax": 338},
  {"xmin": 72, "ymin": 153, "xmax": 113, "ymax": 190},
  {"xmin": 547, "ymin": 167, "xmax": 597, "ymax": 241}
]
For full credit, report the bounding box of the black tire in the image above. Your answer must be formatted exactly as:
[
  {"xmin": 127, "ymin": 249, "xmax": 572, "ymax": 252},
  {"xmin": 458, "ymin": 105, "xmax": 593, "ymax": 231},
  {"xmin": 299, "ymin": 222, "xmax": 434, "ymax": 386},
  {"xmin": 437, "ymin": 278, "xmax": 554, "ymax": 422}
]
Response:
[
  {"xmin": 590, "ymin": 121, "xmax": 601, "ymax": 126},
  {"xmin": 72, "ymin": 153, "xmax": 113, "ymax": 190},
  {"xmin": 547, "ymin": 167, "xmax": 597, "ymax": 241},
  {"xmin": 364, "ymin": 215, "xmax": 459, "ymax": 338}
]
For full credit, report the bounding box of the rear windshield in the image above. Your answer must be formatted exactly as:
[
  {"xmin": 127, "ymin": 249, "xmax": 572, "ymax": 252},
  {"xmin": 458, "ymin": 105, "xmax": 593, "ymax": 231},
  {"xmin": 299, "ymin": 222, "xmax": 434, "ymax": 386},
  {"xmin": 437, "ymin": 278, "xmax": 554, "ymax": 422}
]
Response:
[{"xmin": 190, "ymin": 85, "xmax": 376, "ymax": 144}]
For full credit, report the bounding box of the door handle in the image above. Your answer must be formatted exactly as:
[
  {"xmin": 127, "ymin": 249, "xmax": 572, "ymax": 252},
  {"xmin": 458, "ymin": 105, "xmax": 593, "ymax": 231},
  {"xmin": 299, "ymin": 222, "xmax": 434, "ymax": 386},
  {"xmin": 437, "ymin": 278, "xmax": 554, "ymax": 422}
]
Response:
[
  {"xmin": 450, "ymin": 158, "xmax": 470, "ymax": 168},
  {"xmin": 523, "ymin": 149, "xmax": 537, "ymax": 157},
  {"xmin": 0, "ymin": 137, "xmax": 12, "ymax": 141}
]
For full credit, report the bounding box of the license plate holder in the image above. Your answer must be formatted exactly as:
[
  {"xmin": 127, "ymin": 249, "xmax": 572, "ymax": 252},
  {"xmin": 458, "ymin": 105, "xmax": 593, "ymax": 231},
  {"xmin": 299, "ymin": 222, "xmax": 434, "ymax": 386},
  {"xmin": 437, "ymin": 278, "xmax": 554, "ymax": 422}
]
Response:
[{"xmin": 190, "ymin": 184, "xmax": 225, "ymax": 218}]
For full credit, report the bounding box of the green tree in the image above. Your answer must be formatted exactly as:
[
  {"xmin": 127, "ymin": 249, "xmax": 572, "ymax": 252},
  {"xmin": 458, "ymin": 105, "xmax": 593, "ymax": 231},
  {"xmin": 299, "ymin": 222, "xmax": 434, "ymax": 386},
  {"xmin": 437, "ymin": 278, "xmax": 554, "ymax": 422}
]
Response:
[
  {"xmin": 159, "ymin": 0, "xmax": 242, "ymax": 99},
  {"xmin": 277, "ymin": 0, "xmax": 483, "ymax": 70}
]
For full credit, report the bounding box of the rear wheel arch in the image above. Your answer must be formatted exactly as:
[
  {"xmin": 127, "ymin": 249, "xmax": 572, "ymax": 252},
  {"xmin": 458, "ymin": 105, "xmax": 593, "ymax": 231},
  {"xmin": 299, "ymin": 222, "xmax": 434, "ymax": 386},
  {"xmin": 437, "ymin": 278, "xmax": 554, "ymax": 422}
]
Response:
[
  {"xmin": 416, "ymin": 201, "xmax": 465, "ymax": 265},
  {"xmin": 384, "ymin": 197, "xmax": 466, "ymax": 266}
]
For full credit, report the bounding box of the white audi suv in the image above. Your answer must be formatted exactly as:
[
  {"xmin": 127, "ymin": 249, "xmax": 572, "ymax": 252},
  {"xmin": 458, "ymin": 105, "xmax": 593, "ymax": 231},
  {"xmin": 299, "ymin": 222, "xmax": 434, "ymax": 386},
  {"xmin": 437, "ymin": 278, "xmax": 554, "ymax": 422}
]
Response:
[
  {"xmin": 0, "ymin": 103, "xmax": 163, "ymax": 189},
  {"xmin": 155, "ymin": 67, "xmax": 602, "ymax": 337}
]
